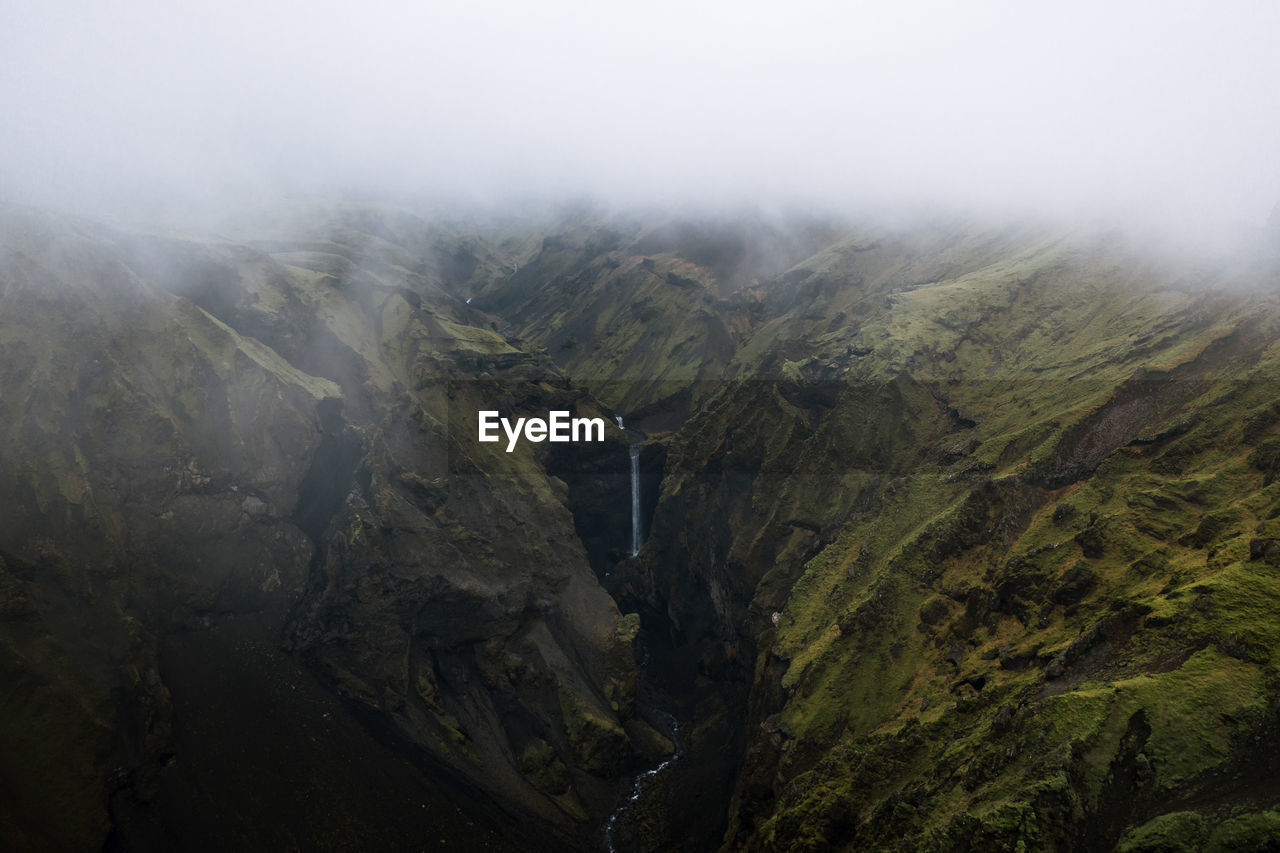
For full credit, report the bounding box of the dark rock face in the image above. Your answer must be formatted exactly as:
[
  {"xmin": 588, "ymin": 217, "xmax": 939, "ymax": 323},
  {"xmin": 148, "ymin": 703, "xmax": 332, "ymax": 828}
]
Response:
[
  {"xmin": 1250, "ymin": 537, "xmax": 1280, "ymax": 565},
  {"xmin": 0, "ymin": 208, "xmax": 657, "ymax": 851},
  {"xmin": 548, "ymin": 435, "xmax": 633, "ymax": 573}
]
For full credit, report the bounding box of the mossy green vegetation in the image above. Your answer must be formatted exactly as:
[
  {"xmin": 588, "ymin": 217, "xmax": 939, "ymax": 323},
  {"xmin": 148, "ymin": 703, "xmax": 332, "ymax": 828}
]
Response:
[
  {"xmin": 706, "ymin": 232, "xmax": 1280, "ymax": 850},
  {"xmin": 471, "ymin": 212, "xmax": 1280, "ymax": 850},
  {"xmin": 520, "ymin": 738, "xmax": 571, "ymax": 795},
  {"xmin": 558, "ymin": 687, "xmax": 630, "ymax": 776}
]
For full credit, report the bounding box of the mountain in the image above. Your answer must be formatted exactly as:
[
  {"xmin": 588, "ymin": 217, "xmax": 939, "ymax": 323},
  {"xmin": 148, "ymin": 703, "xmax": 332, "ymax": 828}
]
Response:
[{"xmin": 2, "ymin": 201, "xmax": 1279, "ymax": 852}]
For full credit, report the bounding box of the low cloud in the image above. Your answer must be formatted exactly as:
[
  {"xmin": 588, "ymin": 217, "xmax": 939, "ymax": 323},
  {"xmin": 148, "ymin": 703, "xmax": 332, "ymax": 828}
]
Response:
[{"xmin": 3, "ymin": 0, "xmax": 1278, "ymax": 232}]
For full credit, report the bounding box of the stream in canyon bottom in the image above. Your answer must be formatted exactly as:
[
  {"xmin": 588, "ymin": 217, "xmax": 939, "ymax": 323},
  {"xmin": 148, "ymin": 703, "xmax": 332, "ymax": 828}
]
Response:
[{"xmin": 602, "ymin": 708, "xmax": 683, "ymax": 853}]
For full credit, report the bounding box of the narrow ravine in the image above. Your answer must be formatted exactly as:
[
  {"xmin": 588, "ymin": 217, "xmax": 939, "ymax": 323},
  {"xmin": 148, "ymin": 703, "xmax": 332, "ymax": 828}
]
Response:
[
  {"xmin": 602, "ymin": 709, "xmax": 683, "ymax": 853},
  {"xmin": 604, "ymin": 430, "xmax": 675, "ymax": 852}
]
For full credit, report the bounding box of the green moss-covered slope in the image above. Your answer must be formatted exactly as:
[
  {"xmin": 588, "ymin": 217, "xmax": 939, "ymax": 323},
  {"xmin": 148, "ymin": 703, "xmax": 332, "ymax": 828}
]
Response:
[
  {"xmin": 621, "ymin": 224, "xmax": 1280, "ymax": 851},
  {"xmin": 475, "ymin": 213, "xmax": 1280, "ymax": 850}
]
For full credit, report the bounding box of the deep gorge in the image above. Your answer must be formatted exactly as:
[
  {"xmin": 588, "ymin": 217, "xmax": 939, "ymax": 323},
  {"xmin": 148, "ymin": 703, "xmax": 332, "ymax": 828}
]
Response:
[{"xmin": 3, "ymin": 203, "xmax": 1280, "ymax": 852}]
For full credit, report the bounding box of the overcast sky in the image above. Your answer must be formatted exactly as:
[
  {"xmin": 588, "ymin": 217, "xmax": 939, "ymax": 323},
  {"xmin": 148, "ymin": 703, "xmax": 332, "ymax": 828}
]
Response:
[{"xmin": 3, "ymin": 0, "xmax": 1278, "ymax": 226}]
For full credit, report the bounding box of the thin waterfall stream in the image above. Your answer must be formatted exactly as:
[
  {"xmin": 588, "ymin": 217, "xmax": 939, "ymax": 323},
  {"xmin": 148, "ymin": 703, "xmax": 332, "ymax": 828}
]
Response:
[
  {"xmin": 602, "ymin": 712, "xmax": 682, "ymax": 853},
  {"xmin": 629, "ymin": 444, "xmax": 641, "ymax": 558},
  {"xmin": 602, "ymin": 640, "xmax": 683, "ymax": 853},
  {"xmin": 617, "ymin": 417, "xmax": 643, "ymax": 559}
]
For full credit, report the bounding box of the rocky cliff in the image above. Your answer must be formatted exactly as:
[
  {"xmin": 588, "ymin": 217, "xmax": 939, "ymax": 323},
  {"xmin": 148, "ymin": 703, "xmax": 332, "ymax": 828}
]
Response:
[{"xmin": 0, "ymin": 204, "xmax": 666, "ymax": 851}]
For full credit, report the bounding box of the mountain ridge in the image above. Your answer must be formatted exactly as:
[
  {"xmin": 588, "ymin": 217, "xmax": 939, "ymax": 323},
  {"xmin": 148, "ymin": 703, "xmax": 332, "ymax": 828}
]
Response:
[{"xmin": 2, "ymin": 201, "xmax": 1280, "ymax": 851}]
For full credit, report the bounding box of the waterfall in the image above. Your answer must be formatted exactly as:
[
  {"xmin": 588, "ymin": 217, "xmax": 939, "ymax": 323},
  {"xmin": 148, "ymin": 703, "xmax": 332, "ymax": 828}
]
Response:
[
  {"xmin": 618, "ymin": 415, "xmax": 642, "ymax": 558},
  {"xmin": 629, "ymin": 444, "xmax": 641, "ymax": 558}
]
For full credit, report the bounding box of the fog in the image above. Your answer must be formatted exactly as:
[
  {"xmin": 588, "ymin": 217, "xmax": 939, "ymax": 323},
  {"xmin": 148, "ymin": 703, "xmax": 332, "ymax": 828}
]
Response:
[{"xmin": 4, "ymin": 0, "xmax": 1279, "ymax": 231}]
